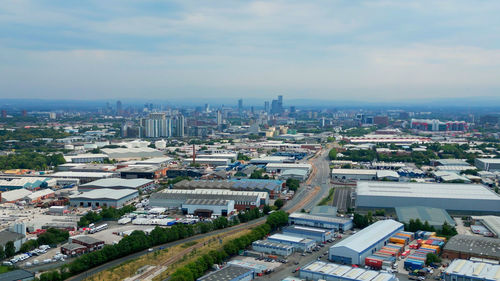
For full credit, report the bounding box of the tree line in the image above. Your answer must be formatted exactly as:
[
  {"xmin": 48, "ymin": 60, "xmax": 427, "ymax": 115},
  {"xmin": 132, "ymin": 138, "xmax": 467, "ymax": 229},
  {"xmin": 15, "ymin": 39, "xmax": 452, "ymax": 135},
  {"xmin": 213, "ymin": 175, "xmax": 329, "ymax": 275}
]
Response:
[
  {"xmin": 169, "ymin": 211, "xmax": 289, "ymax": 281},
  {"xmin": 404, "ymin": 219, "xmax": 458, "ymax": 237},
  {"xmin": 0, "ymin": 152, "xmax": 66, "ymax": 170},
  {"xmin": 35, "ymin": 209, "xmax": 282, "ymax": 281},
  {"xmin": 77, "ymin": 205, "xmax": 136, "ymax": 227}
]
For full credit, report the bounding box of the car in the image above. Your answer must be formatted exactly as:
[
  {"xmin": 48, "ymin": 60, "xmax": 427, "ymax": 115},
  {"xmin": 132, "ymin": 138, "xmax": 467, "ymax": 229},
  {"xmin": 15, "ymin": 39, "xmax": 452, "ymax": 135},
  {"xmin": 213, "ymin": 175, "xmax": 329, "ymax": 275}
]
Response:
[
  {"xmin": 148, "ymin": 248, "xmax": 154, "ymax": 252},
  {"xmin": 301, "ymin": 253, "xmax": 306, "ymax": 256},
  {"xmin": 294, "ymin": 261, "xmax": 299, "ymax": 265},
  {"xmin": 418, "ymin": 277, "xmax": 426, "ymax": 281},
  {"xmin": 293, "ymin": 267, "xmax": 300, "ymax": 273}
]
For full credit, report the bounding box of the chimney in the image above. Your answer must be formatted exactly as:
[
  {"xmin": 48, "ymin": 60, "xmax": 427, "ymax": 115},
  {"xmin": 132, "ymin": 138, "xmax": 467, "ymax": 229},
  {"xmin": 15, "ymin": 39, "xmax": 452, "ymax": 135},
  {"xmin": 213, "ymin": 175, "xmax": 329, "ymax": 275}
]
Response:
[{"xmin": 192, "ymin": 144, "xmax": 196, "ymax": 165}]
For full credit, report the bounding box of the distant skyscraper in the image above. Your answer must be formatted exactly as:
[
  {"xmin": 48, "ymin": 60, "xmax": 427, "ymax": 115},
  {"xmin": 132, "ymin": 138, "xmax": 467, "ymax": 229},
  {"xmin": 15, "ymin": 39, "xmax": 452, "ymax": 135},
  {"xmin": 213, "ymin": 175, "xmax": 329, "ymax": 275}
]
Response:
[
  {"xmin": 116, "ymin": 100, "xmax": 122, "ymax": 116},
  {"xmin": 238, "ymin": 99, "xmax": 243, "ymax": 112},
  {"xmin": 264, "ymin": 101, "xmax": 269, "ymax": 113},
  {"xmin": 174, "ymin": 114, "xmax": 185, "ymax": 137},
  {"xmin": 142, "ymin": 112, "xmax": 172, "ymax": 138},
  {"xmin": 270, "ymin": 95, "xmax": 284, "ymax": 115},
  {"xmin": 216, "ymin": 110, "xmax": 222, "ymax": 127},
  {"xmin": 204, "ymin": 103, "xmax": 210, "ymax": 113},
  {"xmin": 1, "ymin": 110, "xmax": 6, "ymax": 118},
  {"xmin": 21, "ymin": 110, "xmax": 27, "ymax": 117}
]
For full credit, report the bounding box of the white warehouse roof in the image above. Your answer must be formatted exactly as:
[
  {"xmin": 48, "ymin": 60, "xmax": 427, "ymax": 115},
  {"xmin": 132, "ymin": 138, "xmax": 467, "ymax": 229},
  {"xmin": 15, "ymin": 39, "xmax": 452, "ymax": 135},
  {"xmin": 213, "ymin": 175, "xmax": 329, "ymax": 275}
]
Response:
[
  {"xmin": 268, "ymin": 234, "xmax": 307, "ymax": 243},
  {"xmin": 1, "ymin": 188, "xmax": 32, "ymax": 202},
  {"xmin": 69, "ymin": 188, "xmax": 137, "ymax": 200},
  {"xmin": 331, "ymin": 219, "xmax": 403, "ymax": 253}
]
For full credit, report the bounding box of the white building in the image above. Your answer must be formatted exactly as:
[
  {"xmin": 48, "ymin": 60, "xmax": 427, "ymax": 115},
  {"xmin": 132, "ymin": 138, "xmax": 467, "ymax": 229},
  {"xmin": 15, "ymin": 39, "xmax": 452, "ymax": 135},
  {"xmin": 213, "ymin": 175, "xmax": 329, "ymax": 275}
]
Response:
[
  {"xmin": 329, "ymin": 220, "xmax": 404, "ymax": 265},
  {"xmin": 266, "ymin": 163, "xmax": 312, "ymax": 174},
  {"xmin": 181, "ymin": 198, "xmax": 235, "ymax": 216},
  {"xmin": 63, "ymin": 154, "xmax": 109, "ymax": 163},
  {"xmin": 332, "ymin": 169, "xmax": 377, "ymax": 181},
  {"xmin": 355, "ymin": 181, "xmax": 500, "ymax": 213},
  {"xmin": 252, "ymin": 240, "xmax": 294, "ymax": 257}
]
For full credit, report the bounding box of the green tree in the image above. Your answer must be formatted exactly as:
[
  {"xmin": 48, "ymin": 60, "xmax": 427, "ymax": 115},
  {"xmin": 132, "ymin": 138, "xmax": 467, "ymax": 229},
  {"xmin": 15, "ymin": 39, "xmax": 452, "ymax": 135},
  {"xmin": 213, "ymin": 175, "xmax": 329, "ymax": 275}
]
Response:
[
  {"xmin": 426, "ymin": 253, "xmax": 441, "ymax": 265},
  {"xmin": 286, "ymin": 178, "xmax": 300, "ymax": 191},
  {"xmin": 263, "ymin": 205, "xmax": 271, "ymax": 215},
  {"xmin": 5, "ymin": 241, "xmax": 15, "ymax": 257},
  {"xmin": 328, "ymin": 148, "xmax": 338, "ymax": 160},
  {"xmin": 274, "ymin": 199, "xmax": 284, "ymax": 209},
  {"xmin": 0, "ymin": 245, "xmax": 5, "ymax": 260}
]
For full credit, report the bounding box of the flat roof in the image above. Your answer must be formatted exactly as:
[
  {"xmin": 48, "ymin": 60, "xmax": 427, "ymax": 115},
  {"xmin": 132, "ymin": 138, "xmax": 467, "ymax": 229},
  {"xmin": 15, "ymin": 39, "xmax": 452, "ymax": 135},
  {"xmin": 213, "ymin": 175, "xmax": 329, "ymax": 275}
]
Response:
[
  {"xmin": 50, "ymin": 171, "xmax": 116, "ymax": 178},
  {"xmin": 286, "ymin": 225, "xmax": 330, "ymax": 234},
  {"xmin": 268, "ymin": 234, "xmax": 306, "ymax": 243},
  {"xmin": 332, "ymin": 169, "xmax": 377, "ymax": 175},
  {"xmin": 62, "ymin": 242, "xmax": 87, "ymax": 251},
  {"xmin": 71, "ymin": 235, "xmax": 103, "ymax": 245},
  {"xmin": 395, "ymin": 206, "xmax": 455, "ymax": 227},
  {"xmin": 443, "ymin": 235, "xmax": 500, "ymax": 259},
  {"xmin": 69, "ymin": 188, "xmax": 138, "ymax": 200},
  {"xmin": 472, "ymin": 216, "xmax": 500, "ymax": 237},
  {"xmin": 444, "ymin": 259, "xmax": 500, "ymax": 280},
  {"xmin": 81, "ymin": 178, "xmax": 153, "ymax": 188},
  {"xmin": 356, "ymin": 181, "xmax": 500, "ymax": 200},
  {"xmin": 331, "ymin": 219, "xmax": 403, "ymax": 253},
  {"xmin": 301, "ymin": 261, "xmax": 396, "ymax": 281},
  {"xmin": 252, "ymin": 240, "xmax": 294, "ymax": 250},
  {"xmin": 476, "ymin": 158, "xmax": 500, "ymax": 164},
  {"xmin": 266, "ymin": 163, "xmax": 312, "ymax": 168},
  {"xmin": 1, "ymin": 188, "xmax": 32, "ymax": 201},
  {"xmin": 289, "ymin": 212, "xmax": 352, "ymax": 224},
  {"xmin": 183, "ymin": 198, "xmax": 230, "ymax": 206},
  {"xmin": 197, "ymin": 265, "xmax": 253, "ymax": 281},
  {"xmin": 0, "ymin": 269, "xmax": 34, "ymax": 281}
]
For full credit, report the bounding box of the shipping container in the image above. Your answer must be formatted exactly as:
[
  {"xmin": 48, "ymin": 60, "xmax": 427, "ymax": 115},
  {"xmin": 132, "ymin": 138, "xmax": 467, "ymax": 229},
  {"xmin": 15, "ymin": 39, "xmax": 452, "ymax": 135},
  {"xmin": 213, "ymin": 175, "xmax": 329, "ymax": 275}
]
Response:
[
  {"xmin": 405, "ymin": 259, "xmax": 425, "ymax": 270},
  {"xmin": 378, "ymin": 250, "xmax": 397, "ymax": 257},
  {"xmin": 365, "ymin": 257, "xmax": 383, "ymax": 269},
  {"xmin": 389, "ymin": 237, "xmax": 406, "ymax": 245}
]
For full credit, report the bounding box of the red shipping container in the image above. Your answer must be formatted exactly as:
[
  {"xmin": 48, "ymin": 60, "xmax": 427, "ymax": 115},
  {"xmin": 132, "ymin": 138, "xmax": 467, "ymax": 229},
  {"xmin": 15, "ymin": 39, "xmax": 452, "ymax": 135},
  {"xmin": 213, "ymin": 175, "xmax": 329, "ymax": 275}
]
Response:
[{"xmin": 365, "ymin": 257, "xmax": 383, "ymax": 269}]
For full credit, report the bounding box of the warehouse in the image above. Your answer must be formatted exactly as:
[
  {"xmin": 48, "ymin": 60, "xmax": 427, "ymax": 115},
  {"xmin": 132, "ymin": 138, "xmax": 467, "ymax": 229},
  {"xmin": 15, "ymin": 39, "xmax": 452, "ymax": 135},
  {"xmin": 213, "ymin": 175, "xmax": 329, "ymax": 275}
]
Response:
[
  {"xmin": 196, "ymin": 153, "xmax": 237, "ymax": 162},
  {"xmin": 181, "ymin": 198, "xmax": 235, "ymax": 217},
  {"xmin": 332, "ymin": 169, "xmax": 377, "ymax": 181},
  {"xmin": 0, "ymin": 269, "xmax": 35, "ymax": 281},
  {"xmin": 25, "ymin": 188, "xmax": 55, "ymax": 203},
  {"xmin": 79, "ymin": 178, "xmax": 155, "ymax": 192},
  {"xmin": 252, "ymin": 240, "xmax": 294, "ymax": 257},
  {"xmin": 395, "ymin": 206, "xmax": 455, "ymax": 230},
  {"xmin": 355, "ymin": 181, "xmax": 500, "ymax": 214},
  {"xmin": 101, "ymin": 147, "xmax": 164, "ymax": 161},
  {"xmin": 63, "ymin": 153, "xmax": 109, "ymax": 163},
  {"xmin": 279, "ymin": 169, "xmax": 309, "ymax": 181},
  {"xmin": 249, "ymin": 156, "xmax": 294, "ymax": 165},
  {"xmin": 288, "ymin": 212, "xmax": 353, "ymax": 232},
  {"xmin": 0, "ymin": 188, "xmax": 32, "ymax": 203},
  {"xmin": 196, "ymin": 265, "xmax": 254, "ymax": 281},
  {"xmin": 118, "ymin": 165, "xmax": 166, "ymax": 179},
  {"xmin": 149, "ymin": 189, "xmax": 269, "ymax": 210},
  {"xmin": 265, "ymin": 163, "xmax": 312, "ymax": 174},
  {"xmin": 300, "ymin": 261, "xmax": 397, "ymax": 281},
  {"xmin": 329, "ymin": 219, "xmax": 404, "ymax": 265},
  {"xmin": 442, "ymin": 235, "xmax": 500, "ymax": 260},
  {"xmin": 475, "ymin": 158, "xmax": 500, "ymax": 172},
  {"xmin": 471, "ymin": 215, "xmax": 500, "ymax": 237},
  {"xmin": 443, "ymin": 259, "xmax": 500, "ymax": 281},
  {"xmin": 267, "ymin": 234, "xmax": 316, "ymax": 252},
  {"xmin": 49, "ymin": 171, "xmax": 116, "ymax": 184},
  {"xmin": 283, "ymin": 225, "xmax": 334, "ymax": 243},
  {"xmin": 69, "ymin": 188, "xmax": 138, "ymax": 208},
  {"xmin": 173, "ymin": 179, "xmax": 284, "ymax": 199},
  {"xmin": 0, "ymin": 177, "xmax": 56, "ymax": 191}
]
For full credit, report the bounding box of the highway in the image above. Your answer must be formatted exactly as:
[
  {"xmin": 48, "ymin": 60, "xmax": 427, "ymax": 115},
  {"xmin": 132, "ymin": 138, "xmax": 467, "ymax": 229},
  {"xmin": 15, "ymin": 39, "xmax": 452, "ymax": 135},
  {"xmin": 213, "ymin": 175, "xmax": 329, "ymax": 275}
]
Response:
[{"xmin": 66, "ymin": 146, "xmax": 334, "ymax": 281}]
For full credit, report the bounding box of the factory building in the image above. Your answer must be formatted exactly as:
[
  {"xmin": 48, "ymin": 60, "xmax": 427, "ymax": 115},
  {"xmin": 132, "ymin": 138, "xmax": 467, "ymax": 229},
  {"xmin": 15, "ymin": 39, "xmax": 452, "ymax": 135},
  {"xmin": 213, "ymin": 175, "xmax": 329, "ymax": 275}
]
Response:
[
  {"xmin": 471, "ymin": 216, "xmax": 500, "ymax": 237},
  {"xmin": 79, "ymin": 178, "xmax": 155, "ymax": 192},
  {"xmin": 173, "ymin": 179, "xmax": 284, "ymax": 199},
  {"xmin": 283, "ymin": 225, "xmax": 334, "ymax": 243},
  {"xmin": 267, "ymin": 234, "xmax": 316, "ymax": 252},
  {"xmin": 195, "ymin": 153, "xmax": 237, "ymax": 162},
  {"xmin": 69, "ymin": 188, "xmax": 138, "ymax": 208},
  {"xmin": 49, "ymin": 171, "xmax": 117, "ymax": 184},
  {"xmin": 329, "ymin": 220, "xmax": 404, "ymax": 265},
  {"xmin": 150, "ymin": 189, "xmax": 268, "ymax": 210},
  {"xmin": 265, "ymin": 163, "xmax": 312, "ymax": 174},
  {"xmin": 300, "ymin": 261, "xmax": 397, "ymax": 281},
  {"xmin": 355, "ymin": 181, "xmax": 500, "ymax": 214},
  {"xmin": 181, "ymin": 199, "xmax": 235, "ymax": 217},
  {"xmin": 288, "ymin": 212, "xmax": 353, "ymax": 232},
  {"xmin": 249, "ymin": 156, "xmax": 294, "ymax": 165},
  {"xmin": 0, "ymin": 177, "xmax": 56, "ymax": 192},
  {"xmin": 442, "ymin": 235, "xmax": 500, "ymax": 261},
  {"xmin": 475, "ymin": 158, "xmax": 500, "ymax": 172},
  {"xmin": 183, "ymin": 158, "xmax": 231, "ymax": 166},
  {"xmin": 279, "ymin": 169, "xmax": 309, "ymax": 181},
  {"xmin": 0, "ymin": 188, "xmax": 32, "ymax": 203},
  {"xmin": 118, "ymin": 165, "xmax": 167, "ymax": 179},
  {"xmin": 332, "ymin": 169, "xmax": 377, "ymax": 181},
  {"xmin": 25, "ymin": 189, "xmax": 55, "ymax": 203},
  {"xmin": 101, "ymin": 147, "xmax": 164, "ymax": 161},
  {"xmin": 61, "ymin": 235, "xmax": 105, "ymax": 257},
  {"xmin": 443, "ymin": 259, "xmax": 500, "ymax": 281},
  {"xmin": 395, "ymin": 206, "xmax": 455, "ymax": 230},
  {"xmin": 252, "ymin": 240, "xmax": 294, "ymax": 257}
]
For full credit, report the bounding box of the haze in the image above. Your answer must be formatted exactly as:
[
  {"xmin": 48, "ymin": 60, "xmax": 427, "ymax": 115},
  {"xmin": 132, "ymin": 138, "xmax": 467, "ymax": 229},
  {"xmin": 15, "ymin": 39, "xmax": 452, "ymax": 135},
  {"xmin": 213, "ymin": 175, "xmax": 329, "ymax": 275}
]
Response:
[{"xmin": 1, "ymin": 0, "xmax": 500, "ymax": 101}]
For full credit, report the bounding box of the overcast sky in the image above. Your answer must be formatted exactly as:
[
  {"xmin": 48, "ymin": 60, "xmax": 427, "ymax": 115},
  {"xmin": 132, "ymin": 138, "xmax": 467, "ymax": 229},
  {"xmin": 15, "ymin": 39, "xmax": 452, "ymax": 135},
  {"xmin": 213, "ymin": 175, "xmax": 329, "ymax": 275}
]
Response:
[{"xmin": 1, "ymin": 0, "xmax": 500, "ymax": 102}]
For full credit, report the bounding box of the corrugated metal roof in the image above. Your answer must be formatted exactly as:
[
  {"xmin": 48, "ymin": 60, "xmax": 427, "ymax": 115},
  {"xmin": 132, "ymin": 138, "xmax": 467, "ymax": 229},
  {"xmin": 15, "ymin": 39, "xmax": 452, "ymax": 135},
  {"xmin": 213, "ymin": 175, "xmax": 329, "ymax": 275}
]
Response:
[{"xmin": 69, "ymin": 188, "xmax": 138, "ymax": 200}]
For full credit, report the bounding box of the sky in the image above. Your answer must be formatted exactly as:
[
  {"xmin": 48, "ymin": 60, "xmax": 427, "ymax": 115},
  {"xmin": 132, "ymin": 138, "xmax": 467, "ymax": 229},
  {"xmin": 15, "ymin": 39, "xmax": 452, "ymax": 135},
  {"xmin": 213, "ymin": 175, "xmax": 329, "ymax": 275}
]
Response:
[{"xmin": 1, "ymin": 0, "xmax": 500, "ymax": 103}]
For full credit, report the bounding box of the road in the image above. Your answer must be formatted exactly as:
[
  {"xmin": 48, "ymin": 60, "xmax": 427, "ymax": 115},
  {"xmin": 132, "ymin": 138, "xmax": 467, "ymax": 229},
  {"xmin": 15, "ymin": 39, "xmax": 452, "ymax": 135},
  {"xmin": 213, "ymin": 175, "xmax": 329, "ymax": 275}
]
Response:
[
  {"xmin": 332, "ymin": 186, "xmax": 351, "ymax": 212},
  {"xmin": 67, "ymin": 146, "xmax": 334, "ymax": 281}
]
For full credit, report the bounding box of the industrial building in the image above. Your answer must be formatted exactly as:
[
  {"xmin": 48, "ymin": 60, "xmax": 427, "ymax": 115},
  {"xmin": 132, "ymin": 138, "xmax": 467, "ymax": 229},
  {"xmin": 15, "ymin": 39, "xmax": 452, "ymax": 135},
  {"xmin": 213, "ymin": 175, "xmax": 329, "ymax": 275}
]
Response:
[
  {"xmin": 442, "ymin": 235, "xmax": 500, "ymax": 260},
  {"xmin": 443, "ymin": 259, "xmax": 500, "ymax": 281},
  {"xmin": 475, "ymin": 158, "xmax": 500, "ymax": 172},
  {"xmin": 63, "ymin": 153, "xmax": 109, "ymax": 163},
  {"xmin": 49, "ymin": 171, "xmax": 116, "ymax": 184},
  {"xmin": 25, "ymin": 188, "xmax": 55, "ymax": 203},
  {"xmin": 299, "ymin": 261, "xmax": 397, "ymax": 281},
  {"xmin": 471, "ymin": 216, "xmax": 500, "ymax": 237},
  {"xmin": 0, "ymin": 224, "xmax": 26, "ymax": 252},
  {"xmin": 101, "ymin": 147, "xmax": 164, "ymax": 161},
  {"xmin": 0, "ymin": 188, "xmax": 32, "ymax": 203},
  {"xmin": 0, "ymin": 269, "xmax": 35, "ymax": 281},
  {"xmin": 79, "ymin": 178, "xmax": 155, "ymax": 192},
  {"xmin": 283, "ymin": 225, "xmax": 334, "ymax": 243},
  {"xmin": 288, "ymin": 212, "xmax": 353, "ymax": 232},
  {"xmin": 196, "ymin": 153, "xmax": 237, "ymax": 162},
  {"xmin": 355, "ymin": 181, "xmax": 500, "ymax": 214},
  {"xmin": 252, "ymin": 240, "xmax": 294, "ymax": 257},
  {"xmin": 265, "ymin": 163, "xmax": 312, "ymax": 174},
  {"xmin": 149, "ymin": 189, "xmax": 269, "ymax": 210},
  {"xmin": 196, "ymin": 265, "xmax": 254, "ymax": 281},
  {"xmin": 279, "ymin": 169, "xmax": 309, "ymax": 181},
  {"xmin": 332, "ymin": 169, "xmax": 377, "ymax": 181},
  {"xmin": 118, "ymin": 165, "xmax": 166, "ymax": 179},
  {"xmin": 329, "ymin": 219, "xmax": 404, "ymax": 265},
  {"xmin": 0, "ymin": 177, "xmax": 56, "ymax": 191},
  {"xmin": 395, "ymin": 206, "xmax": 455, "ymax": 230},
  {"xmin": 249, "ymin": 156, "xmax": 294, "ymax": 165},
  {"xmin": 184, "ymin": 158, "xmax": 231, "ymax": 166},
  {"xmin": 173, "ymin": 179, "xmax": 284, "ymax": 199},
  {"xmin": 267, "ymin": 234, "xmax": 316, "ymax": 251},
  {"xmin": 181, "ymin": 199, "xmax": 235, "ymax": 217},
  {"xmin": 69, "ymin": 188, "xmax": 138, "ymax": 208}
]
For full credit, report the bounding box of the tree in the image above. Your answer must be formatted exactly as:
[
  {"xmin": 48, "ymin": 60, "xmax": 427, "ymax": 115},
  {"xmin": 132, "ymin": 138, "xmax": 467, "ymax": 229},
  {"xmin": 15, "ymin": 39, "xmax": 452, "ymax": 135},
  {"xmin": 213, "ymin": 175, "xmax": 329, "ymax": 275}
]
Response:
[
  {"xmin": 426, "ymin": 253, "xmax": 441, "ymax": 265},
  {"xmin": 286, "ymin": 178, "xmax": 300, "ymax": 191},
  {"xmin": 5, "ymin": 241, "xmax": 15, "ymax": 257},
  {"xmin": 274, "ymin": 199, "xmax": 284, "ymax": 209},
  {"xmin": 0, "ymin": 245, "xmax": 4, "ymax": 260},
  {"xmin": 328, "ymin": 148, "xmax": 338, "ymax": 160},
  {"xmin": 263, "ymin": 205, "xmax": 271, "ymax": 215}
]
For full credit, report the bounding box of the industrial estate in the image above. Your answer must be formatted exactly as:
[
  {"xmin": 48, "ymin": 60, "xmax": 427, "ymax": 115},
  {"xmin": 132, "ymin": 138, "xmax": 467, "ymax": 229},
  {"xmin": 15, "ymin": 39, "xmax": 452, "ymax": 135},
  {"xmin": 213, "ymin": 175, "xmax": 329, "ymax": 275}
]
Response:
[{"xmin": 0, "ymin": 99, "xmax": 499, "ymax": 281}]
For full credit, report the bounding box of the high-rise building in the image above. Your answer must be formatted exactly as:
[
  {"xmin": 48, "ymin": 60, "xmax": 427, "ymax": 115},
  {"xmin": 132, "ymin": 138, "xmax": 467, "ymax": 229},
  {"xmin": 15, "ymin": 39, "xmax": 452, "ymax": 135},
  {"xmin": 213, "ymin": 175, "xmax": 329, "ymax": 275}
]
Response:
[
  {"xmin": 204, "ymin": 103, "xmax": 210, "ymax": 113},
  {"xmin": 264, "ymin": 101, "xmax": 270, "ymax": 113},
  {"xmin": 238, "ymin": 99, "xmax": 243, "ymax": 113},
  {"xmin": 174, "ymin": 114, "xmax": 185, "ymax": 137},
  {"xmin": 141, "ymin": 112, "xmax": 172, "ymax": 138},
  {"xmin": 1, "ymin": 110, "xmax": 6, "ymax": 118},
  {"xmin": 116, "ymin": 100, "xmax": 123, "ymax": 116},
  {"xmin": 271, "ymin": 95, "xmax": 284, "ymax": 115},
  {"xmin": 216, "ymin": 110, "xmax": 222, "ymax": 127}
]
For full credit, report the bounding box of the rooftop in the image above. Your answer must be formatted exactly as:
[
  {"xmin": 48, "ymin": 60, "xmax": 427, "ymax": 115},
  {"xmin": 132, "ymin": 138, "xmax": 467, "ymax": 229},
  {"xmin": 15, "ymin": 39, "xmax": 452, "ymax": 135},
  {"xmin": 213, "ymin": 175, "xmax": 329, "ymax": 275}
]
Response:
[
  {"xmin": 332, "ymin": 169, "xmax": 377, "ymax": 175},
  {"xmin": 301, "ymin": 261, "xmax": 395, "ymax": 281},
  {"xmin": 444, "ymin": 259, "xmax": 500, "ymax": 280},
  {"xmin": 356, "ymin": 181, "xmax": 500, "ymax": 200},
  {"xmin": 289, "ymin": 212, "xmax": 352, "ymax": 224},
  {"xmin": 183, "ymin": 198, "xmax": 231, "ymax": 206},
  {"xmin": 0, "ymin": 230, "xmax": 24, "ymax": 246},
  {"xmin": 197, "ymin": 265, "xmax": 254, "ymax": 281},
  {"xmin": 472, "ymin": 216, "xmax": 500, "ymax": 237},
  {"xmin": 285, "ymin": 225, "xmax": 331, "ymax": 234},
  {"xmin": 69, "ymin": 188, "xmax": 138, "ymax": 200},
  {"xmin": 71, "ymin": 235, "xmax": 104, "ymax": 245},
  {"xmin": 50, "ymin": 171, "xmax": 116, "ymax": 178},
  {"xmin": 252, "ymin": 240, "xmax": 294, "ymax": 250},
  {"xmin": 0, "ymin": 269, "xmax": 34, "ymax": 281},
  {"xmin": 268, "ymin": 233, "xmax": 308, "ymax": 243},
  {"xmin": 0, "ymin": 188, "xmax": 32, "ymax": 201},
  {"xmin": 443, "ymin": 235, "xmax": 500, "ymax": 259},
  {"xmin": 331, "ymin": 219, "xmax": 403, "ymax": 253},
  {"xmin": 81, "ymin": 178, "xmax": 153, "ymax": 188},
  {"xmin": 395, "ymin": 206, "xmax": 455, "ymax": 227},
  {"xmin": 62, "ymin": 242, "xmax": 87, "ymax": 251},
  {"xmin": 476, "ymin": 158, "xmax": 500, "ymax": 164}
]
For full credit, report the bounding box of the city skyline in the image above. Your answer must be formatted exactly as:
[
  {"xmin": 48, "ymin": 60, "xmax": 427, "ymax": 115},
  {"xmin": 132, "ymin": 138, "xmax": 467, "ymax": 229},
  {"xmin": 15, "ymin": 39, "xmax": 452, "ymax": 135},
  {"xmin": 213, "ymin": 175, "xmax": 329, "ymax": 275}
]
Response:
[{"xmin": 1, "ymin": 1, "xmax": 500, "ymax": 101}]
